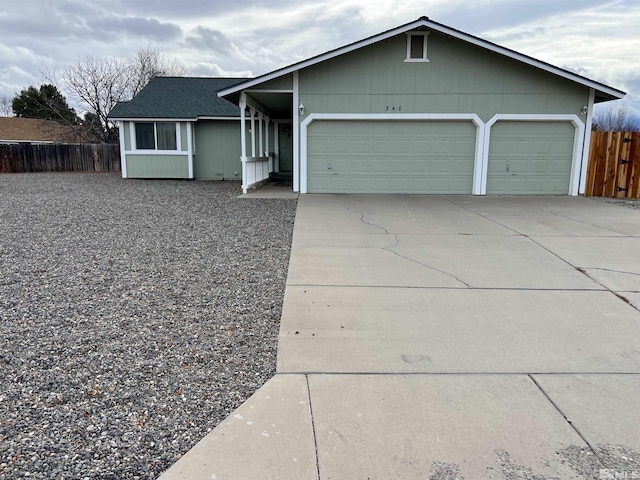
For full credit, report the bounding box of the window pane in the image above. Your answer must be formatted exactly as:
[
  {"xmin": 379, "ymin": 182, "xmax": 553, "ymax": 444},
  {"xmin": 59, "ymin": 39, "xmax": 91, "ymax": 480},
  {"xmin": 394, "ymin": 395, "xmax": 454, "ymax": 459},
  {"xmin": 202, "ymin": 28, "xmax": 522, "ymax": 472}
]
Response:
[
  {"xmin": 135, "ymin": 123, "xmax": 155, "ymax": 149},
  {"xmin": 157, "ymin": 122, "xmax": 177, "ymax": 150}
]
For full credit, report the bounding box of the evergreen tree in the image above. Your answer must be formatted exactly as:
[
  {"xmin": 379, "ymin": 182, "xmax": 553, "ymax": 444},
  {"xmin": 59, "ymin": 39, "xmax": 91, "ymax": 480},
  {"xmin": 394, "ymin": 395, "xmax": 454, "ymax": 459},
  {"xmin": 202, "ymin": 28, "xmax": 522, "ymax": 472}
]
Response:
[{"xmin": 12, "ymin": 84, "xmax": 79, "ymax": 123}]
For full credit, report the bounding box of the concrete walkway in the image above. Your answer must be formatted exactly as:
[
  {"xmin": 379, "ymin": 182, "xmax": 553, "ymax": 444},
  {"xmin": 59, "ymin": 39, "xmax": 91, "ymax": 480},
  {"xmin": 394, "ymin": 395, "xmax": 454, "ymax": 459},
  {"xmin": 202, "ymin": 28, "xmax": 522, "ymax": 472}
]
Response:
[{"xmin": 160, "ymin": 195, "xmax": 640, "ymax": 479}]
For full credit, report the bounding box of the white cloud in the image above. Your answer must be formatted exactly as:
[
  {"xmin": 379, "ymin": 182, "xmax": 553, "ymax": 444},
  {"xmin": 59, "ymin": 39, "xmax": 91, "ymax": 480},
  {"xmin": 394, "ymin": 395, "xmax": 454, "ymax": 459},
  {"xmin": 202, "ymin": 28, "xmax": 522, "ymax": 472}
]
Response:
[
  {"xmin": 0, "ymin": 0, "xmax": 637, "ymax": 111},
  {"xmin": 482, "ymin": 1, "xmax": 640, "ymax": 97}
]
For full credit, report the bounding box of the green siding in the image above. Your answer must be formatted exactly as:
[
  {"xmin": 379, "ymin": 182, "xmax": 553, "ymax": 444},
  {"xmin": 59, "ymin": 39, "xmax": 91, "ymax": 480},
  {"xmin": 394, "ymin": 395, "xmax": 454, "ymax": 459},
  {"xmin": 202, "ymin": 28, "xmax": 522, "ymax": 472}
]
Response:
[
  {"xmin": 193, "ymin": 120, "xmax": 242, "ymax": 180},
  {"xmin": 126, "ymin": 154, "xmax": 190, "ymax": 179},
  {"xmin": 307, "ymin": 120, "xmax": 476, "ymax": 194},
  {"xmin": 487, "ymin": 122, "xmax": 575, "ymax": 194},
  {"xmin": 299, "ymin": 32, "xmax": 589, "ymax": 121},
  {"xmin": 250, "ymin": 74, "xmax": 293, "ymax": 90},
  {"xmin": 180, "ymin": 123, "xmax": 188, "ymax": 152},
  {"xmin": 123, "ymin": 122, "xmax": 131, "ymax": 150}
]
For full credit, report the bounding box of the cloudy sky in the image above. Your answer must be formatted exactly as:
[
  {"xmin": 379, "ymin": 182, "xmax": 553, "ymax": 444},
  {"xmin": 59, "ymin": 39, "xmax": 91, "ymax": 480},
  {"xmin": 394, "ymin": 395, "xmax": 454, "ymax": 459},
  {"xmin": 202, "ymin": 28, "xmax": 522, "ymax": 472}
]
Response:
[{"xmin": 1, "ymin": 0, "xmax": 639, "ymax": 111}]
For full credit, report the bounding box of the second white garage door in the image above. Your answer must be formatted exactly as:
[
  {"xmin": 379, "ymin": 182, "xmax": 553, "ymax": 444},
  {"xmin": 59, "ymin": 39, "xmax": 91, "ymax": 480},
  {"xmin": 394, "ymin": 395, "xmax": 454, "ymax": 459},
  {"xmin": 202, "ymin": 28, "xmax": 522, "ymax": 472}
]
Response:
[
  {"xmin": 487, "ymin": 121, "xmax": 575, "ymax": 194},
  {"xmin": 306, "ymin": 120, "xmax": 477, "ymax": 194}
]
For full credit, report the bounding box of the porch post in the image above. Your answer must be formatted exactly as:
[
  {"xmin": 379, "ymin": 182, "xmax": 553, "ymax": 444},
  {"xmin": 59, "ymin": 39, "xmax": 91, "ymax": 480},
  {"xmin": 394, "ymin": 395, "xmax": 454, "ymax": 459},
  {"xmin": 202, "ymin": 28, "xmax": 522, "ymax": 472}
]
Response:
[
  {"xmin": 265, "ymin": 116, "xmax": 270, "ymax": 156},
  {"xmin": 240, "ymin": 94, "xmax": 248, "ymax": 194},
  {"xmin": 250, "ymin": 107, "xmax": 256, "ymax": 158},
  {"xmin": 258, "ymin": 112, "xmax": 263, "ymax": 156},
  {"xmin": 265, "ymin": 116, "xmax": 272, "ymax": 172},
  {"xmin": 118, "ymin": 122, "xmax": 127, "ymax": 178}
]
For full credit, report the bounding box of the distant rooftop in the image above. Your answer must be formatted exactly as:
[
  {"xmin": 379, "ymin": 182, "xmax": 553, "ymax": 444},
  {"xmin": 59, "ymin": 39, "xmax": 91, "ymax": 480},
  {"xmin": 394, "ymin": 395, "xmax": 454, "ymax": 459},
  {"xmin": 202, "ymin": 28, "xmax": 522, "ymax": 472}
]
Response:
[{"xmin": 0, "ymin": 117, "xmax": 95, "ymax": 143}]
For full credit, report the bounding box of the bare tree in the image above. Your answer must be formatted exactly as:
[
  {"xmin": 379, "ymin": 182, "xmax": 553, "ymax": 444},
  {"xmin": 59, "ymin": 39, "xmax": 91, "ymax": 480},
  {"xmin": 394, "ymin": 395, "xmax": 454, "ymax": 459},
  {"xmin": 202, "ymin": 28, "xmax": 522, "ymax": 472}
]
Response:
[
  {"xmin": 54, "ymin": 46, "xmax": 185, "ymax": 143},
  {"xmin": 128, "ymin": 46, "xmax": 185, "ymax": 97},
  {"xmin": 592, "ymin": 105, "xmax": 640, "ymax": 132},
  {"xmin": 0, "ymin": 95, "xmax": 13, "ymax": 116}
]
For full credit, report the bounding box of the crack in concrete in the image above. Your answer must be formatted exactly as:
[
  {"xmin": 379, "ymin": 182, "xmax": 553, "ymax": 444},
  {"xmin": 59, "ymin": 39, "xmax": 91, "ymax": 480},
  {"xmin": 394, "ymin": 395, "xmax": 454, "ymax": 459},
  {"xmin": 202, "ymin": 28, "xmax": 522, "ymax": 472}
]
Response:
[
  {"xmin": 359, "ymin": 212, "xmax": 390, "ymax": 234},
  {"xmin": 548, "ymin": 209, "xmax": 625, "ymax": 236},
  {"xmin": 581, "ymin": 267, "xmax": 640, "ymax": 277},
  {"xmin": 575, "ymin": 268, "xmax": 640, "ymax": 313},
  {"xmin": 305, "ymin": 375, "xmax": 321, "ymax": 480},
  {"xmin": 528, "ymin": 374, "xmax": 606, "ymax": 467},
  {"xmin": 360, "ymin": 212, "xmax": 471, "ymax": 288}
]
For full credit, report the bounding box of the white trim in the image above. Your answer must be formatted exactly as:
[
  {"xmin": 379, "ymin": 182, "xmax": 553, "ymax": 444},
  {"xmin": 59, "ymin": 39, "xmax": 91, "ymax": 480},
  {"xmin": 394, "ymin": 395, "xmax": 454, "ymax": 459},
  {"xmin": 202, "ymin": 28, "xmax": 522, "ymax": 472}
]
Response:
[
  {"xmin": 130, "ymin": 120, "xmax": 181, "ymax": 152},
  {"xmin": 129, "ymin": 122, "xmax": 136, "ymax": 150},
  {"xmin": 123, "ymin": 150, "xmax": 189, "ymax": 156},
  {"xmin": 258, "ymin": 112, "xmax": 264, "ymax": 156},
  {"xmin": 405, "ymin": 32, "xmax": 430, "ymax": 62},
  {"xmin": 240, "ymin": 94, "xmax": 248, "ymax": 193},
  {"xmin": 109, "ymin": 116, "xmax": 240, "ymax": 122},
  {"xmin": 265, "ymin": 117, "xmax": 270, "ymax": 157},
  {"xmin": 299, "ymin": 113, "xmax": 485, "ymax": 195},
  {"xmin": 217, "ymin": 18, "xmax": 624, "ymax": 100},
  {"xmin": 176, "ymin": 122, "xmax": 182, "ymax": 152},
  {"xmin": 111, "ymin": 117, "xmax": 197, "ymax": 122},
  {"xmin": 118, "ymin": 122, "xmax": 127, "ymax": 178},
  {"xmin": 240, "ymin": 94, "xmax": 247, "ymax": 159},
  {"xmin": 244, "ymin": 89, "xmax": 293, "ymax": 94},
  {"xmin": 292, "ymin": 71, "xmax": 300, "ymax": 192},
  {"xmin": 482, "ymin": 114, "xmax": 585, "ymax": 196},
  {"xmin": 186, "ymin": 122, "xmax": 194, "ymax": 179},
  {"xmin": 579, "ymin": 89, "xmax": 596, "ymax": 194},
  {"xmin": 196, "ymin": 116, "xmax": 243, "ymax": 121},
  {"xmin": 250, "ymin": 108, "xmax": 256, "ymax": 157}
]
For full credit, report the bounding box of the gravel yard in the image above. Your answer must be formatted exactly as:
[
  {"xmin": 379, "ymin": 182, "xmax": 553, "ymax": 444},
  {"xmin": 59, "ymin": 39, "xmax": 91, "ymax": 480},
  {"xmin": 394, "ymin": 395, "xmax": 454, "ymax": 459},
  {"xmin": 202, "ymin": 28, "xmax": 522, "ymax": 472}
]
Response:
[{"xmin": 0, "ymin": 173, "xmax": 297, "ymax": 479}]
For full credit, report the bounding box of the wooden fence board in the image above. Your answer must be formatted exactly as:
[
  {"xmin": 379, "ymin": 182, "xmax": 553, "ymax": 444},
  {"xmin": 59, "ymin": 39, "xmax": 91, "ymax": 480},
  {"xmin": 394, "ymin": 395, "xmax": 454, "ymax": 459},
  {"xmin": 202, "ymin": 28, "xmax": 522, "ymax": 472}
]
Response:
[
  {"xmin": 586, "ymin": 131, "xmax": 640, "ymax": 198},
  {"xmin": 0, "ymin": 143, "xmax": 120, "ymax": 173}
]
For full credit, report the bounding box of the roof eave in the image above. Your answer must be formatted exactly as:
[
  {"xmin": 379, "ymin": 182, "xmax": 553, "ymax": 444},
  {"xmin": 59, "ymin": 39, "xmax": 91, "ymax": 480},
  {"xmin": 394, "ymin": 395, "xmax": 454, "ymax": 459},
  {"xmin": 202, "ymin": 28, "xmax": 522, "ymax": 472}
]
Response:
[
  {"xmin": 108, "ymin": 115, "xmax": 240, "ymax": 122},
  {"xmin": 218, "ymin": 17, "xmax": 625, "ymax": 101}
]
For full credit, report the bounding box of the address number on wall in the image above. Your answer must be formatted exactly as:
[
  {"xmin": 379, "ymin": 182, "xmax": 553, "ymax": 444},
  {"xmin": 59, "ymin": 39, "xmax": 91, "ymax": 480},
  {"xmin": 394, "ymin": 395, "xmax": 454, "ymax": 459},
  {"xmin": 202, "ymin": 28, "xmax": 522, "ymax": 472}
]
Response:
[{"xmin": 385, "ymin": 106, "xmax": 402, "ymax": 111}]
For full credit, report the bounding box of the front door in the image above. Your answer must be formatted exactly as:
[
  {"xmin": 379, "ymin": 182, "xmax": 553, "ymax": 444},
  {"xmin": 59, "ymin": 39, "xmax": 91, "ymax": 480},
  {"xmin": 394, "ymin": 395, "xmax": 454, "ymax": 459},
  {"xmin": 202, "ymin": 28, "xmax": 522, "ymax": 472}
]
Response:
[{"xmin": 278, "ymin": 123, "xmax": 293, "ymax": 172}]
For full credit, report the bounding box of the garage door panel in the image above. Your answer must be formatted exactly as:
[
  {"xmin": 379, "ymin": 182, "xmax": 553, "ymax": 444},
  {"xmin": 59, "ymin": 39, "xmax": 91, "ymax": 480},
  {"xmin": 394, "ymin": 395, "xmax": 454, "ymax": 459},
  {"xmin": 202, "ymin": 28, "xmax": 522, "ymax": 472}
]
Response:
[
  {"xmin": 307, "ymin": 120, "xmax": 476, "ymax": 194},
  {"xmin": 487, "ymin": 122, "xmax": 574, "ymax": 195}
]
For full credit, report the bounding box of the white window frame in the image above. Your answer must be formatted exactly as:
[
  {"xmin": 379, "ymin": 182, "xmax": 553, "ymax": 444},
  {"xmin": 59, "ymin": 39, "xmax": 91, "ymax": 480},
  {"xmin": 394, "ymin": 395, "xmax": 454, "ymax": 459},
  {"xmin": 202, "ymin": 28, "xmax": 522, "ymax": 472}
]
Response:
[
  {"xmin": 405, "ymin": 32, "xmax": 430, "ymax": 63},
  {"xmin": 131, "ymin": 121, "xmax": 181, "ymax": 153}
]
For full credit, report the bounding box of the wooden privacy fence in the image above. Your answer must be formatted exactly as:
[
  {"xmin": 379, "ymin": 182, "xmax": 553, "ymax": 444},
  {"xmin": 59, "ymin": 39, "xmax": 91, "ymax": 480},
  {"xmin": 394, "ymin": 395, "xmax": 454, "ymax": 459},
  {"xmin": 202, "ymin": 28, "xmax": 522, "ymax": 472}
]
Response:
[
  {"xmin": 585, "ymin": 131, "xmax": 640, "ymax": 198},
  {"xmin": 0, "ymin": 143, "xmax": 120, "ymax": 173}
]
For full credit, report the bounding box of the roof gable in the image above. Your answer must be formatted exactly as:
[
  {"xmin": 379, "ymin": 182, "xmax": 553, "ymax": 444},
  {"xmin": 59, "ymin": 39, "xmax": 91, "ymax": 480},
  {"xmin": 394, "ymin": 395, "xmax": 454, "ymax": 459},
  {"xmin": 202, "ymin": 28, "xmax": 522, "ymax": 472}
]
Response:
[
  {"xmin": 108, "ymin": 77, "xmax": 249, "ymax": 120},
  {"xmin": 218, "ymin": 17, "xmax": 624, "ymax": 103}
]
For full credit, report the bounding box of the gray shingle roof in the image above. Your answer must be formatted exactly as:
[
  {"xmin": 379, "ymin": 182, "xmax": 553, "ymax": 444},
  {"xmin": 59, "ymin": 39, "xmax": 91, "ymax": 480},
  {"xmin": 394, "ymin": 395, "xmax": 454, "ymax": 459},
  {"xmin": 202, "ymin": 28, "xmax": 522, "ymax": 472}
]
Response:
[{"xmin": 108, "ymin": 77, "xmax": 249, "ymax": 120}]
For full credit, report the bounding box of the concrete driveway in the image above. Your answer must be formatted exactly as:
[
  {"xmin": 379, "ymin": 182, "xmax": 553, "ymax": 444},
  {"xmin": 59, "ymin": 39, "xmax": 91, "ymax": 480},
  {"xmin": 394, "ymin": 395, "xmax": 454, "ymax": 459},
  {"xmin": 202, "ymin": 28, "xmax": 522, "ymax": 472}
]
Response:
[{"xmin": 162, "ymin": 195, "xmax": 640, "ymax": 480}]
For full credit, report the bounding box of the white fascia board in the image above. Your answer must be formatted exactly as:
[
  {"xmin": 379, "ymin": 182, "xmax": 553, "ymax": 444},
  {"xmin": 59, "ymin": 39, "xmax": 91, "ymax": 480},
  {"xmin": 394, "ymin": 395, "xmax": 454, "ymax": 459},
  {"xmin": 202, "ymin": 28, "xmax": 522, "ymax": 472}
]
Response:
[
  {"xmin": 109, "ymin": 117, "xmax": 197, "ymax": 122},
  {"xmin": 196, "ymin": 116, "xmax": 242, "ymax": 120},
  {"xmin": 244, "ymin": 89, "xmax": 294, "ymax": 94},
  {"xmin": 217, "ymin": 17, "xmax": 625, "ymax": 101},
  {"xmin": 110, "ymin": 116, "xmax": 241, "ymax": 122},
  {"xmin": 124, "ymin": 150, "xmax": 190, "ymax": 156}
]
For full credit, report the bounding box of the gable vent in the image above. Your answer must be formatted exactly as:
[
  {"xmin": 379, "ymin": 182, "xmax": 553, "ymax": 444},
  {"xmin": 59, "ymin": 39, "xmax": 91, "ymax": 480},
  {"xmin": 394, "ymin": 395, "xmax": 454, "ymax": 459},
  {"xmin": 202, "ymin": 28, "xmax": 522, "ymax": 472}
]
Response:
[
  {"xmin": 405, "ymin": 32, "xmax": 429, "ymax": 62},
  {"xmin": 410, "ymin": 35, "xmax": 425, "ymax": 59}
]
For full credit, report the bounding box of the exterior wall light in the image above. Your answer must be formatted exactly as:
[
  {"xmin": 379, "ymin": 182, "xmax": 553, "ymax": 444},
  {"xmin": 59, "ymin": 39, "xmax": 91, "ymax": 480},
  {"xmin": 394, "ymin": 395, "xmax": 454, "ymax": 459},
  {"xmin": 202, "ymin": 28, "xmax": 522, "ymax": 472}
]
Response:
[
  {"xmin": 298, "ymin": 103, "xmax": 305, "ymax": 116},
  {"xmin": 580, "ymin": 106, "xmax": 588, "ymax": 116}
]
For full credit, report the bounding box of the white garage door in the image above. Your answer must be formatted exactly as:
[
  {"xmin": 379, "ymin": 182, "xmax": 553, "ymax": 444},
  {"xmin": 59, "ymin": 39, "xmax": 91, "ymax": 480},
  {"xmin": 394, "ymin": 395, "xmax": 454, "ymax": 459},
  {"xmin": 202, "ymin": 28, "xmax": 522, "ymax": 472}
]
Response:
[
  {"xmin": 487, "ymin": 121, "xmax": 575, "ymax": 194},
  {"xmin": 306, "ymin": 120, "xmax": 477, "ymax": 194}
]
